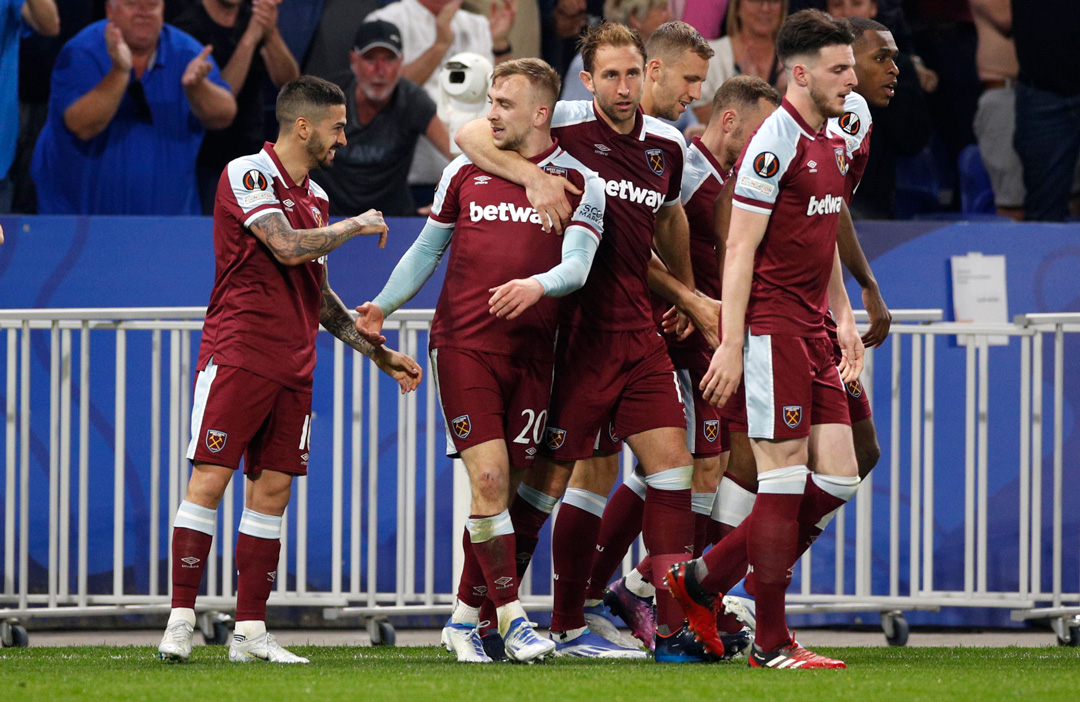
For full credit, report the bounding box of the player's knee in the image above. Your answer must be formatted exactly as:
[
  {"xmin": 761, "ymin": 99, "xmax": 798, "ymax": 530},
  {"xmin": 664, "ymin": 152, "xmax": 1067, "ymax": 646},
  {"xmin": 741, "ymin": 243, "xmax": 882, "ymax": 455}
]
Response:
[
  {"xmin": 471, "ymin": 468, "xmax": 509, "ymax": 505},
  {"xmin": 856, "ymin": 440, "xmax": 881, "ymax": 480}
]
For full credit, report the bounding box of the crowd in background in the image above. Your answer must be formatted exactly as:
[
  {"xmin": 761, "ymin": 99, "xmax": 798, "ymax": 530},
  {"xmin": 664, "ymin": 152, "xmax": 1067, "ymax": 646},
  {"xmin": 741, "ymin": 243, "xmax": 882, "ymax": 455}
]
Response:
[{"xmin": 1, "ymin": 0, "xmax": 1077, "ymax": 221}]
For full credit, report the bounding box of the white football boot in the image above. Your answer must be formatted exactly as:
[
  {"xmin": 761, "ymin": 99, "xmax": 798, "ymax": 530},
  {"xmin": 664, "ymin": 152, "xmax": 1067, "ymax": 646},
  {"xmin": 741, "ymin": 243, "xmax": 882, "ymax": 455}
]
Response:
[
  {"xmin": 228, "ymin": 632, "xmax": 309, "ymax": 663},
  {"xmin": 441, "ymin": 621, "xmax": 493, "ymax": 663},
  {"xmin": 157, "ymin": 620, "xmax": 194, "ymax": 662},
  {"xmin": 503, "ymin": 618, "xmax": 556, "ymax": 663}
]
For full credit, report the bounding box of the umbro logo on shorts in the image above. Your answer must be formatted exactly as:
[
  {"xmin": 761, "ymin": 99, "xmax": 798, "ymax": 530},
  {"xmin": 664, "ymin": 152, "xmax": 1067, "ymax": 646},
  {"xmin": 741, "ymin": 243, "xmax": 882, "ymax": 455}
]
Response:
[
  {"xmin": 267, "ymin": 571, "xmax": 277, "ymax": 583},
  {"xmin": 847, "ymin": 379, "xmax": 863, "ymax": 398},
  {"xmin": 452, "ymin": 415, "xmax": 471, "ymax": 439},
  {"xmin": 703, "ymin": 419, "xmax": 720, "ymax": 442},
  {"xmin": 545, "ymin": 427, "xmax": 567, "ymax": 450},
  {"xmin": 205, "ymin": 429, "xmax": 227, "ymax": 453},
  {"xmin": 783, "ymin": 406, "xmax": 803, "ymax": 429}
]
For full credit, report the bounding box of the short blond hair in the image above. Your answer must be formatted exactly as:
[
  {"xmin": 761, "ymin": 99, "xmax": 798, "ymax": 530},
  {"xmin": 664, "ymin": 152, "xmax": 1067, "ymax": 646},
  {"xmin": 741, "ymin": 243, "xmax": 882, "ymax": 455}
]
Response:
[{"xmin": 491, "ymin": 58, "xmax": 562, "ymax": 115}]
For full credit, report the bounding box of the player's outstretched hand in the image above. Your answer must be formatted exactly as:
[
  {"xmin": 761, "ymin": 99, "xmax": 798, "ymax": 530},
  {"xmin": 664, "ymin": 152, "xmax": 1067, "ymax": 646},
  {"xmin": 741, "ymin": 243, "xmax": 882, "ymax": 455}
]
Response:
[
  {"xmin": 685, "ymin": 294, "xmax": 720, "ymax": 349},
  {"xmin": 182, "ymin": 45, "xmax": 214, "ymax": 88},
  {"xmin": 354, "ymin": 302, "xmax": 387, "ymax": 346},
  {"xmin": 352, "ymin": 210, "xmax": 389, "ymax": 248},
  {"xmin": 525, "ymin": 173, "xmax": 581, "ymax": 235},
  {"xmin": 700, "ymin": 342, "xmax": 742, "ymax": 408},
  {"xmin": 373, "ymin": 347, "xmax": 423, "ymax": 394},
  {"xmin": 861, "ymin": 286, "xmax": 892, "ymax": 348},
  {"xmin": 488, "ymin": 278, "xmax": 544, "ymax": 319},
  {"xmin": 837, "ymin": 319, "xmax": 865, "ymax": 384}
]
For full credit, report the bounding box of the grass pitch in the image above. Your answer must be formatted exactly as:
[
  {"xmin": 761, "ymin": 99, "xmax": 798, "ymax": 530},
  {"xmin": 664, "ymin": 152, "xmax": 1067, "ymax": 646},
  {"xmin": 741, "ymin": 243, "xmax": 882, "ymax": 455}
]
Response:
[{"xmin": 2, "ymin": 645, "xmax": 1078, "ymax": 702}]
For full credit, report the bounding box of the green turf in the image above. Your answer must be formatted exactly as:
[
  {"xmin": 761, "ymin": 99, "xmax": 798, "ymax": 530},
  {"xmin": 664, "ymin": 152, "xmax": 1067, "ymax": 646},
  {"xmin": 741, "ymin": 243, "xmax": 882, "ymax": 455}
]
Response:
[{"xmin": 2, "ymin": 645, "xmax": 1079, "ymax": 701}]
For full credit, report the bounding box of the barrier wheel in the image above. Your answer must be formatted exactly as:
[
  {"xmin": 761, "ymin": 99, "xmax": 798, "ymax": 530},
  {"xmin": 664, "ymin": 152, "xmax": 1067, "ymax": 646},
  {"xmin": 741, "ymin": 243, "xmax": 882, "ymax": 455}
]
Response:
[
  {"xmin": 881, "ymin": 612, "xmax": 909, "ymax": 647},
  {"xmin": 200, "ymin": 611, "xmax": 233, "ymax": 646},
  {"xmin": 368, "ymin": 618, "xmax": 396, "ymax": 647},
  {"xmin": 1055, "ymin": 623, "xmax": 1080, "ymax": 647},
  {"xmin": 1, "ymin": 620, "xmax": 28, "ymax": 648}
]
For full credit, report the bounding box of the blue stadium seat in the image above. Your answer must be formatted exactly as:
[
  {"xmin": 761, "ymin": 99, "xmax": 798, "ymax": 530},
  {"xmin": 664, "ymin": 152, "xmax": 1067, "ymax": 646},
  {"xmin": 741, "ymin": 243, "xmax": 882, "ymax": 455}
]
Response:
[
  {"xmin": 894, "ymin": 146, "xmax": 942, "ymax": 219},
  {"xmin": 958, "ymin": 144, "xmax": 996, "ymax": 215}
]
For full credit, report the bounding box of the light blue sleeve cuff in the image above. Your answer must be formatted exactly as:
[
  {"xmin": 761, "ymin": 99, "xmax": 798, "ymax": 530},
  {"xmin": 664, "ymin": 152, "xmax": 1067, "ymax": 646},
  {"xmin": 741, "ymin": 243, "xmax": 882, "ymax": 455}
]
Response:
[
  {"xmin": 370, "ymin": 219, "xmax": 454, "ymax": 315},
  {"xmin": 531, "ymin": 226, "xmax": 599, "ymax": 298}
]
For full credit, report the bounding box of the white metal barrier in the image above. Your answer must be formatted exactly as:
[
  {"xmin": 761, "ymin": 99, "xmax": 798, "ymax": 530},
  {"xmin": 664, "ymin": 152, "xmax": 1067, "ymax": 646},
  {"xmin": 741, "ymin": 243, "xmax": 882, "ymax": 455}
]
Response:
[{"xmin": 1, "ymin": 308, "xmax": 1078, "ymax": 646}]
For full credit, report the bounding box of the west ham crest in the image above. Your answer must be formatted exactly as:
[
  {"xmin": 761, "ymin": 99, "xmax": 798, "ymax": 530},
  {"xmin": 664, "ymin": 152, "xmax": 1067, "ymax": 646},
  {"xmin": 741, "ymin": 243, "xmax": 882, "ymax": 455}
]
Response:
[
  {"xmin": 847, "ymin": 379, "xmax": 863, "ymax": 398},
  {"xmin": 205, "ymin": 429, "xmax": 227, "ymax": 453},
  {"xmin": 646, "ymin": 148, "xmax": 665, "ymax": 175},
  {"xmin": 783, "ymin": 405, "xmax": 803, "ymax": 429},
  {"xmin": 703, "ymin": 419, "xmax": 720, "ymax": 443},
  {"xmin": 452, "ymin": 415, "xmax": 472, "ymax": 439},
  {"xmin": 834, "ymin": 147, "xmax": 850, "ymax": 176},
  {"xmin": 545, "ymin": 427, "xmax": 567, "ymax": 450}
]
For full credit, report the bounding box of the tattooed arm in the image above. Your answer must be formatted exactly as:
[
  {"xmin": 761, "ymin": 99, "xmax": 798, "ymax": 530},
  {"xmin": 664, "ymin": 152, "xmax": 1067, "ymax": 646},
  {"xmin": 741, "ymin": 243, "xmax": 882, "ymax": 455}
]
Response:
[
  {"xmin": 320, "ymin": 268, "xmax": 423, "ymax": 393},
  {"xmin": 249, "ymin": 209, "xmax": 389, "ymax": 266}
]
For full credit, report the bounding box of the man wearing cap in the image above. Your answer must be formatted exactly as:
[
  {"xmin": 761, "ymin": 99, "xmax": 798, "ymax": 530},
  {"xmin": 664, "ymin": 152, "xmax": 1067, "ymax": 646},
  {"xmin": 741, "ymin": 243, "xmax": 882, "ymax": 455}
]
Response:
[{"xmin": 314, "ymin": 19, "xmax": 451, "ymax": 217}]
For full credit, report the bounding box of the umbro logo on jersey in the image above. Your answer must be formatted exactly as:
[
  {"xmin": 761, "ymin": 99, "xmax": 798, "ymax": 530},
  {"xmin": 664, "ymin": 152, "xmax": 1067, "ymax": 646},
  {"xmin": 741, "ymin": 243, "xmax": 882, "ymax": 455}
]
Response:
[
  {"xmin": 806, "ymin": 194, "xmax": 843, "ymax": 216},
  {"xmin": 282, "ymin": 198, "xmax": 294, "ymax": 207},
  {"xmin": 474, "ymin": 175, "xmax": 492, "ymax": 185},
  {"xmin": 181, "ymin": 557, "xmax": 201, "ymax": 568},
  {"xmin": 594, "ymin": 143, "xmax": 611, "ymax": 156},
  {"xmin": 783, "ymin": 405, "xmax": 803, "ymax": 429},
  {"xmin": 839, "ymin": 111, "xmax": 860, "ymax": 136},
  {"xmin": 807, "ymin": 160, "xmax": 818, "ymax": 173},
  {"xmin": 753, "ymin": 152, "xmax": 780, "ymax": 178}
]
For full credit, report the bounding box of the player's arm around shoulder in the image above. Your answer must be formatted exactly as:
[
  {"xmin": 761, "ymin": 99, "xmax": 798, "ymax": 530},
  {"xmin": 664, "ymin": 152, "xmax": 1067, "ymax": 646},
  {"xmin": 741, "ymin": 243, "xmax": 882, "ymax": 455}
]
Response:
[{"xmin": 319, "ymin": 264, "xmax": 423, "ymax": 394}]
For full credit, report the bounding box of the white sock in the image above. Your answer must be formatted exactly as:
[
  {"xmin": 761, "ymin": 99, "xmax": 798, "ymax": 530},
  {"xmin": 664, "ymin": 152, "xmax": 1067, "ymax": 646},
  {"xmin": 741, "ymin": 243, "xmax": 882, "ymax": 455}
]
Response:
[
  {"xmin": 451, "ymin": 598, "xmax": 480, "ymax": 625},
  {"xmin": 625, "ymin": 567, "xmax": 655, "ymax": 599},
  {"xmin": 167, "ymin": 607, "xmax": 196, "ymax": 627},
  {"xmin": 584, "ymin": 598, "xmax": 602, "ymax": 607},
  {"xmin": 496, "ymin": 600, "xmax": 527, "ymax": 637},
  {"xmin": 552, "ymin": 625, "xmax": 587, "ymax": 641},
  {"xmin": 234, "ymin": 619, "xmax": 266, "ymax": 640}
]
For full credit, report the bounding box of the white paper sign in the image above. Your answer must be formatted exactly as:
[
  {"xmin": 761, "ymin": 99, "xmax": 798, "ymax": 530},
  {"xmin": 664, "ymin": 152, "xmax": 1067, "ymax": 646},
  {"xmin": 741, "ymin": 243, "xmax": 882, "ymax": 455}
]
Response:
[{"xmin": 950, "ymin": 252, "xmax": 1009, "ymax": 345}]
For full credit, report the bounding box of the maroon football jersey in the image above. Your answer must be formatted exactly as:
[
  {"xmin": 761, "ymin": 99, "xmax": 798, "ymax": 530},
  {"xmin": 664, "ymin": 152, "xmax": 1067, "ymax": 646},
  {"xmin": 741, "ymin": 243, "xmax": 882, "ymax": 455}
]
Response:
[
  {"xmin": 731, "ymin": 100, "xmax": 851, "ymax": 337},
  {"xmin": 550, "ymin": 101, "xmax": 686, "ymax": 332},
  {"xmin": 197, "ymin": 143, "xmax": 330, "ymax": 390},
  {"xmin": 655, "ymin": 136, "xmax": 728, "ymax": 366},
  {"xmin": 427, "ymin": 142, "xmax": 604, "ymax": 360}
]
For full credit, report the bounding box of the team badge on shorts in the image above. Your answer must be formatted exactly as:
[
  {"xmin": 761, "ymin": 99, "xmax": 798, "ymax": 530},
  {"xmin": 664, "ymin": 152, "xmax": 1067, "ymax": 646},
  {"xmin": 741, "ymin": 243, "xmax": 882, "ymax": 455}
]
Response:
[
  {"xmin": 782, "ymin": 406, "xmax": 803, "ymax": 429},
  {"xmin": 834, "ymin": 147, "xmax": 850, "ymax": 176},
  {"xmin": 703, "ymin": 419, "xmax": 720, "ymax": 443},
  {"xmin": 608, "ymin": 422, "xmax": 619, "ymax": 443},
  {"xmin": 846, "ymin": 379, "xmax": 864, "ymax": 398},
  {"xmin": 451, "ymin": 415, "xmax": 472, "ymax": 439},
  {"xmin": 545, "ymin": 426, "xmax": 567, "ymax": 450},
  {"xmin": 646, "ymin": 148, "xmax": 665, "ymax": 175},
  {"xmin": 754, "ymin": 152, "xmax": 780, "ymax": 178},
  {"xmin": 205, "ymin": 429, "xmax": 228, "ymax": 453}
]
